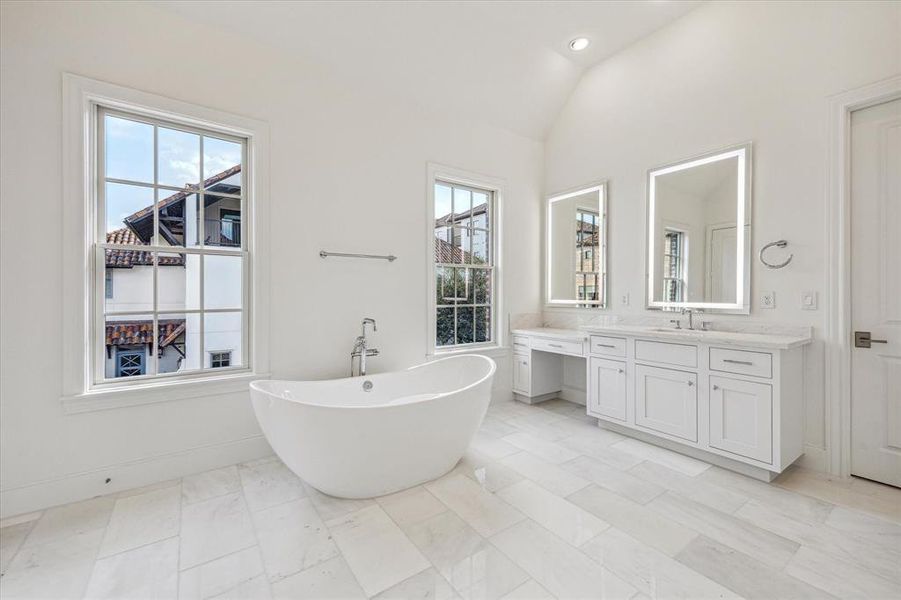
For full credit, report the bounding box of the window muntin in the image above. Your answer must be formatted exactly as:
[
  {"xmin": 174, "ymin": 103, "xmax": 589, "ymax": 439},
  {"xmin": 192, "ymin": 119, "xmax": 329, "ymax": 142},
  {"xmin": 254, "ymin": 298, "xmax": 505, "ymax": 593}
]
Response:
[
  {"xmin": 433, "ymin": 182, "xmax": 494, "ymax": 348},
  {"xmin": 96, "ymin": 107, "xmax": 247, "ymax": 384},
  {"xmin": 663, "ymin": 228, "xmax": 686, "ymax": 302}
]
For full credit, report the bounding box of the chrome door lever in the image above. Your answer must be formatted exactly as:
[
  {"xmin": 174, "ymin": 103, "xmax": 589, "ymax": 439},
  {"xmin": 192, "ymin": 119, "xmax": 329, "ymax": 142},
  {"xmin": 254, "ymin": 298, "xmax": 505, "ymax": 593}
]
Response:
[{"xmin": 855, "ymin": 331, "xmax": 888, "ymax": 348}]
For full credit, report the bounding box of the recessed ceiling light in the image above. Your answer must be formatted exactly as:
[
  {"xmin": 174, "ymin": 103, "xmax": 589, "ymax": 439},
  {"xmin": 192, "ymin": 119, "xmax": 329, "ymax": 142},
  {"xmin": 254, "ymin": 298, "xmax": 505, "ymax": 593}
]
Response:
[{"xmin": 569, "ymin": 37, "xmax": 590, "ymax": 52}]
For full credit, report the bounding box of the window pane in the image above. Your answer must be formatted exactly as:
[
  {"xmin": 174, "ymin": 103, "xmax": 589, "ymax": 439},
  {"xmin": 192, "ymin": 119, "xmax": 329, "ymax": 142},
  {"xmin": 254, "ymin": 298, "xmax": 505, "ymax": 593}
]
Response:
[
  {"xmin": 158, "ymin": 190, "xmax": 199, "ymax": 247},
  {"xmin": 436, "ymin": 307, "xmax": 455, "ymax": 347},
  {"xmin": 204, "ymin": 312, "xmax": 242, "ymax": 368},
  {"xmin": 436, "ymin": 266, "xmax": 455, "ymax": 304},
  {"xmin": 435, "ymin": 184, "xmax": 452, "ymax": 222},
  {"xmin": 472, "ymin": 192, "xmax": 489, "ymax": 229},
  {"xmin": 203, "ymin": 137, "xmax": 242, "ymax": 193},
  {"xmin": 472, "ymin": 268, "xmax": 491, "ymax": 304},
  {"xmin": 456, "ymin": 307, "xmax": 474, "ymax": 345},
  {"xmin": 157, "ymin": 251, "xmax": 198, "ymax": 311},
  {"xmin": 106, "ymin": 182, "xmax": 154, "ymax": 238},
  {"xmin": 458, "ymin": 268, "xmax": 474, "ymax": 304},
  {"xmin": 472, "ymin": 229, "xmax": 488, "ymax": 264},
  {"xmin": 203, "ymin": 254, "xmax": 242, "ymax": 309},
  {"xmin": 104, "ymin": 315, "xmax": 154, "ymax": 379},
  {"xmin": 453, "ymin": 227, "xmax": 469, "ymax": 264},
  {"xmin": 475, "ymin": 307, "xmax": 491, "ymax": 343},
  {"xmin": 434, "ymin": 226, "xmax": 452, "ymax": 263},
  {"xmin": 158, "ymin": 127, "xmax": 200, "ymax": 188},
  {"xmin": 453, "ymin": 188, "xmax": 471, "ymax": 226},
  {"xmin": 157, "ymin": 313, "xmax": 192, "ymax": 374},
  {"xmin": 105, "ymin": 115, "xmax": 153, "ymax": 184},
  {"xmin": 203, "ymin": 193, "xmax": 242, "ymax": 248},
  {"xmin": 103, "ymin": 250, "xmax": 153, "ymax": 313}
]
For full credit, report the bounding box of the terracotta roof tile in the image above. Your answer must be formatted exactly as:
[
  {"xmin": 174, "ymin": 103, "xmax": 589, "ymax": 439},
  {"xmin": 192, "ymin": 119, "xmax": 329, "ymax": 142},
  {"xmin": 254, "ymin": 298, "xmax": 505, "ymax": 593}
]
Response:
[
  {"xmin": 105, "ymin": 319, "xmax": 185, "ymax": 347},
  {"xmin": 105, "ymin": 228, "xmax": 185, "ymax": 268}
]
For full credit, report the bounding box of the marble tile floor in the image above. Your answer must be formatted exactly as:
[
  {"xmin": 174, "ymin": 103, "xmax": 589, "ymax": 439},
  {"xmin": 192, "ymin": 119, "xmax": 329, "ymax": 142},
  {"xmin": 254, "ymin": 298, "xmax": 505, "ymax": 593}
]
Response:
[{"xmin": 1, "ymin": 397, "xmax": 899, "ymax": 600}]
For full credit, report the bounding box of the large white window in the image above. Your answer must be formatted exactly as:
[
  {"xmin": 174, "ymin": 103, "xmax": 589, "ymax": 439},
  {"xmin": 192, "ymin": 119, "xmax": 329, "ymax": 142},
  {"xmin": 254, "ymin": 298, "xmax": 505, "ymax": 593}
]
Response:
[
  {"xmin": 96, "ymin": 108, "xmax": 248, "ymax": 383},
  {"xmin": 428, "ymin": 166, "xmax": 501, "ymax": 353}
]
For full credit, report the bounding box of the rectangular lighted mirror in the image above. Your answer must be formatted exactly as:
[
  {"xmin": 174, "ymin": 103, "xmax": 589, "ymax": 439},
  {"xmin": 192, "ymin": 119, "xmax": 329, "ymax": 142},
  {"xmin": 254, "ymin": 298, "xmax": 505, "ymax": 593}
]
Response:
[
  {"xmin": 647, "ymin": 143, "xmax": 751, "ymax": 314},
  {"xmin": 546, "ymin": 183, "xmax": 607, "ymax": 307}
]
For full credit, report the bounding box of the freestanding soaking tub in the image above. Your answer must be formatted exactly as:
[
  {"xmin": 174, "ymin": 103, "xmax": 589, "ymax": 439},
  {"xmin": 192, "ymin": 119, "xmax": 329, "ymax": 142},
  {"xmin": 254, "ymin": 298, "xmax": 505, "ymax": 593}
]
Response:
[{"xmin": 250, "ymin": 354, "xmax": 496, "ymax": 498}]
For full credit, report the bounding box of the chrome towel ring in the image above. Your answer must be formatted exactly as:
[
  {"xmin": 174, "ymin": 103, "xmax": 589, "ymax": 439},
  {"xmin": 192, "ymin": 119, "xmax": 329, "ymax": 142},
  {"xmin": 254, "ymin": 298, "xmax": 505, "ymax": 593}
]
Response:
[{"xmin": 759, "ymin": 240, "xmax": 793, "ymax": 269}]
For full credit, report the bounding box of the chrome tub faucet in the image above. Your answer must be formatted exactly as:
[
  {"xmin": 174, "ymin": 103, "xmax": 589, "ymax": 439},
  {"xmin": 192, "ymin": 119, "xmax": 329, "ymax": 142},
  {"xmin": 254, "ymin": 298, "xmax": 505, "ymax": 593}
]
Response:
[{"xmin": 351, "ymin": 318, "xmax": 379, "ymax": 376}]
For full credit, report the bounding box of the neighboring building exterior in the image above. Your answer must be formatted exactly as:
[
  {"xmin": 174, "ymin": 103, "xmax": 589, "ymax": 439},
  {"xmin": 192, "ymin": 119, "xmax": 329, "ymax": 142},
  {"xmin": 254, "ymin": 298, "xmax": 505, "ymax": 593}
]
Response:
[{"xmin": 104, "ymin": 166, "xmax": 242, "ymax": 378}]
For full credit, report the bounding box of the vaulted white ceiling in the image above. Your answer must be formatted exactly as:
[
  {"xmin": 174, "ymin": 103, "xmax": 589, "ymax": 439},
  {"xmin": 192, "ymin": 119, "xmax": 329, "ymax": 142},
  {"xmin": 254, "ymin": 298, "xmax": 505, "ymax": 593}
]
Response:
[{"xmin": 151, "ymin": 1, "xmax": 700, "ymax": 140}]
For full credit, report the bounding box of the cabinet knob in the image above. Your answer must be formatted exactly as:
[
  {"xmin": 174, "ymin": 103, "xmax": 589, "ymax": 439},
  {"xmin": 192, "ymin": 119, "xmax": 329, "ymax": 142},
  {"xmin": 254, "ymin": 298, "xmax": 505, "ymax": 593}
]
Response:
[
  {"xmin": 617, "ymin": 368, "xmax": 624, "ymax": 374},
  {"xmin": 713, "ymin": 384, "xmax": 719, "ymax": 390},
  {"xmin": 687, "ymin": 380, "xmax": 694, "ymax": 386}
]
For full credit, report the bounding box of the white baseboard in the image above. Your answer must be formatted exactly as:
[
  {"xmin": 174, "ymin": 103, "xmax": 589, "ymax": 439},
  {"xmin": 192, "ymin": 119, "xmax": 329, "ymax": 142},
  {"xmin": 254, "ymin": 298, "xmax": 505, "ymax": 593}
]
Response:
[
  {"xmin": 0, "ymin": 435, "xmax": 272, "ymax": 519},
  {"xmin": 558, "ymin": 385, "xmax": 586, "ymax": 406},
  {"xmin": 796, "ymin": 444, "xmax": 828, "ymax": 473}
]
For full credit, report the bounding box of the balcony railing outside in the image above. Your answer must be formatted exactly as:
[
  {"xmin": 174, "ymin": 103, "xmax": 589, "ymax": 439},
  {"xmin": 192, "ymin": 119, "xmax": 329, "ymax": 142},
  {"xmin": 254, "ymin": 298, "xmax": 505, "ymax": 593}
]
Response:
[{"xmin": 204, "ymin": 218, "xmax": 241, "ymax": 247}]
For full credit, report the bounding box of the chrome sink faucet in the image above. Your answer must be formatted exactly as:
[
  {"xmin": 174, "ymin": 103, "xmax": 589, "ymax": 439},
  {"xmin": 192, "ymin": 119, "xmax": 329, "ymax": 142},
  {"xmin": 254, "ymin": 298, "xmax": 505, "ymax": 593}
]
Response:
[
  {"xmin": 351, "ymin": 318, "xmax": 379, "ymax": 376},
  {"xmin": 681, "ymin": 308, "xmax": 704, "ymax": 330}
]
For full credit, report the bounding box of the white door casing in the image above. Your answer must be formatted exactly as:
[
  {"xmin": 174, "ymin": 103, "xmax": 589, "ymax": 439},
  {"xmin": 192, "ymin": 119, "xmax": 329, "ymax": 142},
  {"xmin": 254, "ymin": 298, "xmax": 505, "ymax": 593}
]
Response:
[{"xmin": 850, "ymin": 98, "xmax": 901, "ymax": 487}]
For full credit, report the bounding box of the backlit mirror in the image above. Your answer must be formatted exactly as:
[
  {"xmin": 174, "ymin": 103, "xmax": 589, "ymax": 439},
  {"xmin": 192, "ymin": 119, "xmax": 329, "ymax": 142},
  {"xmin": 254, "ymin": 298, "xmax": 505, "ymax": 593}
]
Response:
[
  {"xmin": 647, "ymin": 143, "xmax": 751, "ymax": 314},
  {"xmin": 546, "ymin": 183, "xmax": 607, "ymax": 307}
]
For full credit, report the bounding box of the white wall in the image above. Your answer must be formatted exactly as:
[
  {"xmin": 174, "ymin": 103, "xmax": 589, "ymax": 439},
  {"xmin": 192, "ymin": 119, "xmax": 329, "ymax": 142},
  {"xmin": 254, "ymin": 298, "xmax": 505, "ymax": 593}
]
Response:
[
  {"xmin": 545, "ymin": 0, "xmax": 901, "ymax": 471},
  {"xmin": 0, "ymin": 1, "xmax": 543, "ymax": 515}
]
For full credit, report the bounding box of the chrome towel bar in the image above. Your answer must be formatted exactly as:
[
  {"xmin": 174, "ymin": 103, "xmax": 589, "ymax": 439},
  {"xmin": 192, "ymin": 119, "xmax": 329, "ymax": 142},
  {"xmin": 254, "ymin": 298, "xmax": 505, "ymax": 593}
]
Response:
[{"xmin": 320, "ymin": 250, "xmax": 397, "ymax": 262}]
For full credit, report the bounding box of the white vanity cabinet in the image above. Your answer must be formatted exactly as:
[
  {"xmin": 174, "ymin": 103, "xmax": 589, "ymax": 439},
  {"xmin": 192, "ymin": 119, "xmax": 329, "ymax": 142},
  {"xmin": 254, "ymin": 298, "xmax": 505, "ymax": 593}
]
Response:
[
  {"xmin": 512, "ymin": 352, "xmax": 531, "ymax": 396},
  {"xmin": 588, "ymin": 357, "xmax": 627, "ymax": 421},
  {"xmin": 583, "ymin": 329, "xmax": 808, "ymax": 477},
  {"xmin": 634, "ymin": 364, "xmax": 698, "ymax": 442},
  {"xmin": 511, "ymin": 329, "xmax": 587, "ymax": 404}
]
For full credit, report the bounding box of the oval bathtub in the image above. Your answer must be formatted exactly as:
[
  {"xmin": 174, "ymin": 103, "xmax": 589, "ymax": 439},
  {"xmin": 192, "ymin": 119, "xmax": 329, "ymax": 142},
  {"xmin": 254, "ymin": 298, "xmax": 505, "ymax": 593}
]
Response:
[{"xmin": 250, "ymin": 354, "xmax": 496, "ymax": 498}]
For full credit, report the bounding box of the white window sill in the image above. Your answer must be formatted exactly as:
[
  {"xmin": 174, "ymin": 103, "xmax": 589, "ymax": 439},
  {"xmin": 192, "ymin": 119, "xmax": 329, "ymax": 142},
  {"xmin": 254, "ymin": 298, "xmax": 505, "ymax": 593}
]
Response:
[
  {"xmin": 61, "ymin": 372, "xmax": 270, "ymax": 415},
  {"xmin": 428, "ymin": 345, "xmax": 510, "ymax": 359}
]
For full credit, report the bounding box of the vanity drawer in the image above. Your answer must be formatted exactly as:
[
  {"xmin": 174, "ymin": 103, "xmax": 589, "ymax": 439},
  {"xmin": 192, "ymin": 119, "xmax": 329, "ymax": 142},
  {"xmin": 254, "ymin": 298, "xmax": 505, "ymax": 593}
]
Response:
[
  {"xmin": 635, "ymin": 340, "xmax": 697, "ymax": 368},
  {"xmin": 710, "ymin": 347, "xmax": 772, "ymax": 379},
  {"xmin": 531, "ymin": 337, "xmax": 584, "ymax": 356},
  {"xmin": 512, "ymin": 335, "xmax": 530, "ymax": 354},
  {"xmin": 590, "ymin": 335, "xmax": 627, "ymax": 357}
]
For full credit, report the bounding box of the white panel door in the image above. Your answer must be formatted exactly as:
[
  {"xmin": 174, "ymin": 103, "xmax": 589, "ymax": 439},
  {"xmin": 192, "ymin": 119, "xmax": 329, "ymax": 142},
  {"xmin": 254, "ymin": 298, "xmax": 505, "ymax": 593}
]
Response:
[
  {"xmin": 635, "ymin": 364, "xmax": 697, "ymax": 442},
  {"xmin": 851, "ymin": 98, "xmax": 901, "ymax": 487},
  {"xmin": 709, "ymin": 376, "xmax": 773, "ymax": 463},
  {"xmin": 588, "ymin": 357, "xmax": 626, "ymax": 421},
  {"xmin": 513, "ymin": 354, "xmax": 531, "ymax": 395}
]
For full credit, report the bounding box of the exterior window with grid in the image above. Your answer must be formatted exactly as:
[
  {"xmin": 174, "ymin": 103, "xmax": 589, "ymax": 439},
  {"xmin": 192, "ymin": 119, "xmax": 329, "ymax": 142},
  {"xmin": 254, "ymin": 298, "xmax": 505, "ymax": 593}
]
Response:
[
  {"xmin": 433, "ymin": 181, "xmax": 494, "ymax": 348},
  {"xmin": 209, "ymin": 351, "xmax": 232, "ymax": 368},
  {"xmin": 97, "ymin": 107, "xmax": 247, "ymax": 383},
  {"xmin": 663, "ymin": 228, "xmax": 686, "ymax": 302},
  {"xmin": 575, "ymin": 209, "xmax": 600, "ymax": 302}
]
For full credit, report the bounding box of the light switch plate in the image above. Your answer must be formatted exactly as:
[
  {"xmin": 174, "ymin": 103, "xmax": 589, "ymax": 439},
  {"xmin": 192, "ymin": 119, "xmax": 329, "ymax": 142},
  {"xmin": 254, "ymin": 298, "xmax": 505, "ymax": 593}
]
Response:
[
  {"xmin": 761, "ymin": 291, "xmax": 776, "ymax": 309},
  {"xmin": 801, "ymin": 291, "xmax": 818, "ymax": 310}
]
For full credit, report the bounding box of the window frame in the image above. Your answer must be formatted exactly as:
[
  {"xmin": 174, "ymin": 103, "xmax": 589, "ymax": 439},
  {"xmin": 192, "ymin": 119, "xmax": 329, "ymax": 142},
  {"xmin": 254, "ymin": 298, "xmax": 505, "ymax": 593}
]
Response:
[
  {"xmin": 426, "ymin": 163, "xmax": 504, "ymax": 356},
  {"xmin": 62, "ymin": 74, "xmax": 270, "ymax": 412}
]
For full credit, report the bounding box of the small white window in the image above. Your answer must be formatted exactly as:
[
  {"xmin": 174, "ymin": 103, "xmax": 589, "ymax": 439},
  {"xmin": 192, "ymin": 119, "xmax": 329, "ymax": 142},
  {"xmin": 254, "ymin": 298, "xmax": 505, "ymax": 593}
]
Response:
[
  {"xmin": 96, "ymin": 107, "xmax": 247, "ymax": 384},
  {"xmin": 429, "ymin": 166, "xmax": 501, "ymax": 353}
]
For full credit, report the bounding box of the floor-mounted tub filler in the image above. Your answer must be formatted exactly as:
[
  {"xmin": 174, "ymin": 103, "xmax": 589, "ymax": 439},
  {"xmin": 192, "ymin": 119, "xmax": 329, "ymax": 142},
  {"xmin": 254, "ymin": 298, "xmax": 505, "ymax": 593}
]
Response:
[{"xmin": 250, "ymin": 354, "xmax": 496, "ymax": 498}]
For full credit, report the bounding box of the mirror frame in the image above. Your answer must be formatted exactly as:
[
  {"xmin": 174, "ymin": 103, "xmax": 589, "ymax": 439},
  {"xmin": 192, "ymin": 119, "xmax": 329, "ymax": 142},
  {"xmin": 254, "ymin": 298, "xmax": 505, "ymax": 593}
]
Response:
[
  {"xmin": 645, "ymin": 142, "xmax": 752, "ymax": 314},
  {"xmin": 545, "ymin": 181, "xmax": 608, "ymax": 308}
]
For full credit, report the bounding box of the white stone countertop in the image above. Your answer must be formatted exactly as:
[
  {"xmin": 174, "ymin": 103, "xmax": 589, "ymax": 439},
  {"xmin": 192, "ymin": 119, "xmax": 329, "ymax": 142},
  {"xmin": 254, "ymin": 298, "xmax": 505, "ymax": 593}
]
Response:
[{"xmin": 513, "ymin": 325, "xmax": 812, "ymax": 350}]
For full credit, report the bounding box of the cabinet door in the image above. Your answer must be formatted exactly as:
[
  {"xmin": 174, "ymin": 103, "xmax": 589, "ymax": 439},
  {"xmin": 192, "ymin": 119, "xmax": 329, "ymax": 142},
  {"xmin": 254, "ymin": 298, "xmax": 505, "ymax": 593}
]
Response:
[
  {"xmin": 512, "ymin": 354, "xmax": 531, "ymax": 395},
  {"xmin": 709, "ymin": 376, "xmax": 773, "ymax": 463},
  {"xmin": 588, "ymin": 357, "xmax": 627, "ymax": 421},
  {"xmin": 635, "ymin": 364, "xmax": 698, "ymax": 442}
]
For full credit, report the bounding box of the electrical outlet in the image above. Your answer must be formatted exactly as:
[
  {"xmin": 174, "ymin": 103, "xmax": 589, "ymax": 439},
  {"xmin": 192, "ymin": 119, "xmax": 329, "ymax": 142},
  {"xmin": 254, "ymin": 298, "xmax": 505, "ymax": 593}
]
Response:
[
  {"xmin": 622, "ymin": 292, "xmax": 630, "ymax": 306},
  {"xmin": 761, "ymin": 291, "xmax": 776, "ymax": 309},
  {"xmin": 801, "ymin": 291, "xmax": 818, "ymax": 310}
]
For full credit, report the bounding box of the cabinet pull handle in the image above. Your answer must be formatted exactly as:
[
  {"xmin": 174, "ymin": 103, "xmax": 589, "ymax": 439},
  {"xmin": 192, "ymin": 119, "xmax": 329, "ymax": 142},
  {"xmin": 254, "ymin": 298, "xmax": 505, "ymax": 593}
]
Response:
[
  {"xmin": 723, "ymin": 359, "xmax": 753, "ymax": 366},
  {"xmin": 713, "ymin": 384, "xmax": 720, "ymax": 390},
  {"xmin": 549, "ymin": 343, "xmax": 563, "ymax": 348},
  {"xmin": 687, "ymin": 380, "xmax": 694, "ymax": 386},
  {"xmin": 596, "ymin": 344, "xmax": 616, "ymax": 348}
]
